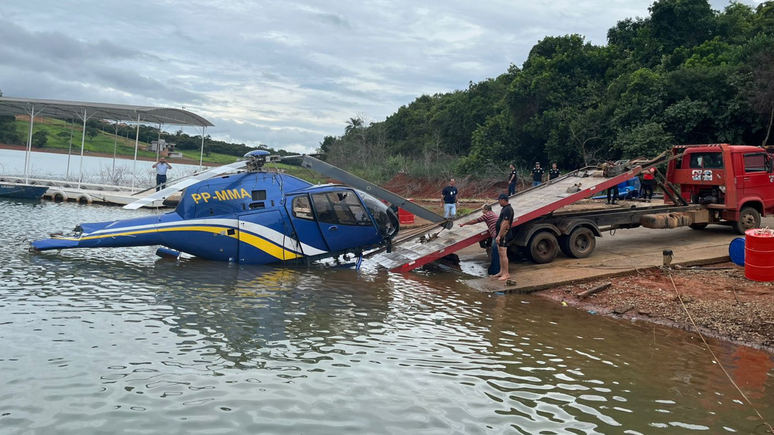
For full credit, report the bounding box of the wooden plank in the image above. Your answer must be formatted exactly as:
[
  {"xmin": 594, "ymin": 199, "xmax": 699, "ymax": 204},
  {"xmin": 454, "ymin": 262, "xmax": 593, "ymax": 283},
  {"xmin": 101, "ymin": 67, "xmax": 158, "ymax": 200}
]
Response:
[{"xmin": 370, "ymin": 166, "xmax": 643, "ymax": 272}]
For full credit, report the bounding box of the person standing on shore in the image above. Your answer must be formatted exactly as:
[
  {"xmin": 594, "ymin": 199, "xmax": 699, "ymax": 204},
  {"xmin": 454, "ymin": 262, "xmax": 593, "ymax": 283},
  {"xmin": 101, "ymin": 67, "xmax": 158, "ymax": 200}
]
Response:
[
  {"xmin": 152, "ymin": 157, "xmax": 172, "ymax": 191},
  {"xmin": 508, "ymin": 163, "xmax": 518, "ymax": 196},
  {"xmin": 441, "ymin": 178, "xmax": 458, "ymax": 219},
  {"xmin": 531, "ymin": 162, "xmax": 544, "ymax": 187},
  {"xmin": 549, "ymin": 163, "xmax": 560, "ymax": 180},
  {"xmin": 492, "ymin": 193, "xmax": 515, "ymax": 282},
  {"xmin": 459, "ymin": 204, "xmax": 500, "ymax": 275}
]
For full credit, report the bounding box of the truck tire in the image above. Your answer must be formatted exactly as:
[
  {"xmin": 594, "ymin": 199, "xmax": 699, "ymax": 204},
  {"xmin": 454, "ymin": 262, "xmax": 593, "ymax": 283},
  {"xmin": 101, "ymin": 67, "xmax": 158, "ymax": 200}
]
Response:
[
  {"xmin": 561, "ymin": 227, "xmax": 596, "ymax": 258},
  {"xmin": 689, "ymin": 223, "xmax": 708, "ymax": 230},
  {"xmin": 734, "ymin": 207, "xmax": 760, "ymax": 235},
  {"xmin": 526, "ymin": 231, "xmax": 559, "ymax": 264}
]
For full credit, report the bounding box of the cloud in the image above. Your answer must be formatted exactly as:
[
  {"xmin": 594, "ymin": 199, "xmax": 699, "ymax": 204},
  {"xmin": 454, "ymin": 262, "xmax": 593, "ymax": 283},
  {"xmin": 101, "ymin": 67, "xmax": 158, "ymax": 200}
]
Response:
[{"xmin": 0, "ymin": 0, "xmax": 762, "ymax": 154}]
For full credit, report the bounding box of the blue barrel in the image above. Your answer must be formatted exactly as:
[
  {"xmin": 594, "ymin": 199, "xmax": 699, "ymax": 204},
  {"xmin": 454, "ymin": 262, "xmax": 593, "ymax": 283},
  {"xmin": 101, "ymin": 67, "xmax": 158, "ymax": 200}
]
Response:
[{"xmin": 729, "ymin": 238, "xmax": 745, "ymax": 266}]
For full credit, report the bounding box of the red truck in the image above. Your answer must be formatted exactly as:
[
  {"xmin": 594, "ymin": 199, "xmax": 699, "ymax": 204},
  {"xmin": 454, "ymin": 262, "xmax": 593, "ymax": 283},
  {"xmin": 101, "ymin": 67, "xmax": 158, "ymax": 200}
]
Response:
[
  {"xmin": 503, "ymin": 143, "xmax": 774, "ymax": 263},
  {"xmin": 666, "ymin": 144, "xmax": 774, "ymax": 234}
]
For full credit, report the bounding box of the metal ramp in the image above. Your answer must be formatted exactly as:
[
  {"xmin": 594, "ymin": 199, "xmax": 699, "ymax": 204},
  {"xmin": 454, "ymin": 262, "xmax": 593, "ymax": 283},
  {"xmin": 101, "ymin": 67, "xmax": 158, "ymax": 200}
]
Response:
[{"xmin": 369, "ymin": 166, "xmax": 644, "ymax": 273}]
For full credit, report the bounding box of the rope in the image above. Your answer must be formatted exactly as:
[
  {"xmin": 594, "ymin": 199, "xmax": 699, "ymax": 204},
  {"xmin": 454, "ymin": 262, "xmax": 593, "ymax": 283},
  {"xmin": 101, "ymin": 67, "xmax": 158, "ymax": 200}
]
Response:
[{"xmin": 665, "ymin": 269, "xmax": 773, "ymax": 434}]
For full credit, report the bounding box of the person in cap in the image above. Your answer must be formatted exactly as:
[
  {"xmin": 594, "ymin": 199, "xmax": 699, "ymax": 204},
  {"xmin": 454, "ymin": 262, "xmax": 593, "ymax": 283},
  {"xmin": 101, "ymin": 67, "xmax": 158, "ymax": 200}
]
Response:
[
  {"xmin": 492, "ymin": 193, "xmax": 515, "ymax": 281},
  {"xmin": 459, "ymin": 204, "xmax": 500, "ymax": 275}
]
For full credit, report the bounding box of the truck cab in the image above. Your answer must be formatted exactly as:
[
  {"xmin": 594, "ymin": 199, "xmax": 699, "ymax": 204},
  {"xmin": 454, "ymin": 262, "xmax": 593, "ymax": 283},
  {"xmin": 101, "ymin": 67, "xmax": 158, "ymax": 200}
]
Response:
[{"xmin": 666, "ymin": 144, "xmax": 774, "ymax": 233}]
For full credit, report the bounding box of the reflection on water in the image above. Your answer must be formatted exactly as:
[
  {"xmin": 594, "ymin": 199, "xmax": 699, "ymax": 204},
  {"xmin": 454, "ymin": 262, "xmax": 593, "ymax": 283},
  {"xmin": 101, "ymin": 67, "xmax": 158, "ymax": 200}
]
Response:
[{"xmin": 1, "ymin": 199, "xmax": 772, "ymax": 434}]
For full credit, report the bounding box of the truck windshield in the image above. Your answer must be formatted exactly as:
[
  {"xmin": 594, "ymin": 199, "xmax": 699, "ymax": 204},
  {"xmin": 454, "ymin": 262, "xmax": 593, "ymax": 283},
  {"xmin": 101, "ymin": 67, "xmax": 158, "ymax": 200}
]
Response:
[{"xmin": 688, "ymin": 152, "xmax": 723, "ymax": 169}]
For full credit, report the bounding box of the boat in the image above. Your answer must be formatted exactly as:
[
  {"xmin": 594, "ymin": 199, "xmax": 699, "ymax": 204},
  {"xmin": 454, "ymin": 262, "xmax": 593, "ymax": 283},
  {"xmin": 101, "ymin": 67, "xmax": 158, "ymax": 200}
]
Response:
[{"xmin": 0, "ymin": 183, "xmax": 48, "ymax": 199}]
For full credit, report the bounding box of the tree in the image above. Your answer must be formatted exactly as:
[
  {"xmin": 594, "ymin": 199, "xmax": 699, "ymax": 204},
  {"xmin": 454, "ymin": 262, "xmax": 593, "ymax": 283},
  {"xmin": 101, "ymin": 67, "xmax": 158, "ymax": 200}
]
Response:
[
  {"xmin": 344, "ymin": 117, "xmax": 363, "ymax": 135},
  {"xmin": 86, "ymin": 127, "xmax": 98, "ymax": 141},
  {"xmin": 32, "ymin": 131, "xmax": 48, "ymax": 148},
  {"xmin": 746, "ymin": 49, "xmax": 774, "ymax": 145}
]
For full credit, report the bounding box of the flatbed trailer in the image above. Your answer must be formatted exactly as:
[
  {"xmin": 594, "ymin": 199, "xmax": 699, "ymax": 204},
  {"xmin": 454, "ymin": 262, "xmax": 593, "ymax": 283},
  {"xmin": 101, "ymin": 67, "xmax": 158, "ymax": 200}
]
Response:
[{"xmin": 505, "ymin": 202, "xmax": 707, "ymax": 263}]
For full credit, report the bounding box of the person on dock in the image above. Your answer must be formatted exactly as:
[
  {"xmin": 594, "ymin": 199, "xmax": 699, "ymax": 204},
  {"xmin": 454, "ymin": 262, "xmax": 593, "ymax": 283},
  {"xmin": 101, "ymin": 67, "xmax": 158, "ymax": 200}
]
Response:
[
  {"xmin": 549, "ymin": 163, "xmax": 560, "ymax": 181},
  {"xmin": 441, "ymin": 178, "xmax": 458, "ymax": 219},
  {"xmin": 152, "ymin": 157, "xmax": 172, "ymax": 191},
  {"xmin": 641, "ymin": 168, "xmax": 655, "ymax": 202},
  {"xmin": 508, "ymin": 163, "xmax": 518, "ymax": 196},
  {"xmin": 492, "ymin": 193, "xmax": 515, "ymax": 282},
  {"xmin": 459, "ymin": 204, "xmax": 500, "ymax": 275},
  {"xmin": 531, "ymin": 162, "xmax": 544, "ymax": 187}
]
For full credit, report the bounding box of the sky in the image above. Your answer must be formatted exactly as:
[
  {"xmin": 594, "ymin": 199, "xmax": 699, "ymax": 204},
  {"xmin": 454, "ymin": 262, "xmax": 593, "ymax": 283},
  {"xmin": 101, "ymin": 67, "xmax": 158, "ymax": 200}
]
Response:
[{"xmin": 0, "ymin": 0, "xmax": 764, "ymax": 154}]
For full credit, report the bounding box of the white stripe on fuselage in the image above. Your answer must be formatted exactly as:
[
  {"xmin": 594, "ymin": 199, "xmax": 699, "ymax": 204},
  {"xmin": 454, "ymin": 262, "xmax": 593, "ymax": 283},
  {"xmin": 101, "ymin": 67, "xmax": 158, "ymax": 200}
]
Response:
[{"xmin": 85, "ymin": 218, "xmax": 327, "ymax": 257}]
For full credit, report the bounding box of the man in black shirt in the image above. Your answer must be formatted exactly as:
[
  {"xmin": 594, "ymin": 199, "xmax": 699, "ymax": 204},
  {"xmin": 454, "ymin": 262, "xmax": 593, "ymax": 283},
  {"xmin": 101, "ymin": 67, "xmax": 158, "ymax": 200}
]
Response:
[
  {"xmin": 532, "ymin": 162, "xmax": 544, "ymax": 187},
  {"xmin": 508, "ymin": 163, "xmax": 518, "ymax": 196},
  {"xmin": 549, "ymin": 163, "xmax": 560, "ymax": 180},
  {"xmin": 441, "ymin": 178, "xmax": 458, "ymax": 219},
  {"xmin": 493, "ymin": 193, "xmax": 515, "ymax": 281}
]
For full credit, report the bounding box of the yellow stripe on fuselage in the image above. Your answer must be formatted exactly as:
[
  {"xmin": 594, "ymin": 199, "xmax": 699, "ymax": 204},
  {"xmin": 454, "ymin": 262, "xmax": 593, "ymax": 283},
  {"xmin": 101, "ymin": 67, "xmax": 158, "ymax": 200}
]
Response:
[{"xmin": 72, "ymin": 225, "xmax": 301, "ymax": 260}]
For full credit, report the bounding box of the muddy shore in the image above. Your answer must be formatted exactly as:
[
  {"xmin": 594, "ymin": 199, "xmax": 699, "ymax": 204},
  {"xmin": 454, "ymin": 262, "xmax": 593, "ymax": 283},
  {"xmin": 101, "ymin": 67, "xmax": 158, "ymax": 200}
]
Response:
[{"xmin": 538, "ymin": 264, "xmax": 774, "ymax": 353}]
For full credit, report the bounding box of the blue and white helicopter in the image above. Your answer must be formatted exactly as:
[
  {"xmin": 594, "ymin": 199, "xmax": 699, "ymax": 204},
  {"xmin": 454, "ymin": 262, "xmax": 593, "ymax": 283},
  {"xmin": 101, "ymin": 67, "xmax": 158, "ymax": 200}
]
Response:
[{"xmin": 31, "ymin": 151, "xmax": 437, "ymax": 265}]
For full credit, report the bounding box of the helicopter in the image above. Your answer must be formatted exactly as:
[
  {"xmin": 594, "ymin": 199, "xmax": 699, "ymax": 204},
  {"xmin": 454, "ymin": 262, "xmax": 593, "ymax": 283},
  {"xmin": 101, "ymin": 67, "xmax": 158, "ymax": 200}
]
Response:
[{"xmin": 30, "ymin": 150, "xmax": 403, "ymax": 265}]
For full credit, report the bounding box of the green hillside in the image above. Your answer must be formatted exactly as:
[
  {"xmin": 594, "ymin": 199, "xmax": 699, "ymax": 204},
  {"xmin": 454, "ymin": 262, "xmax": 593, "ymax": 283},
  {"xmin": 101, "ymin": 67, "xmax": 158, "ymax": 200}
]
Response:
[{"xmin": 9, "ymin": 118, "xmax": 240, "ymax": 164}]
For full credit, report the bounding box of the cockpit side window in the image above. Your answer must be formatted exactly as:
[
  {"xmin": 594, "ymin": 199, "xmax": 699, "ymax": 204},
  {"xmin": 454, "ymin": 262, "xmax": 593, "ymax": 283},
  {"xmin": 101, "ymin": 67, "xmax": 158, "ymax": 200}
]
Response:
[
  {"xmin": 292, "ymin": 195, "xmax": 314, "ymax": 220},
  {"xmin": 312, "ymin": 191, "xmax": 373, "ymax": 226}
]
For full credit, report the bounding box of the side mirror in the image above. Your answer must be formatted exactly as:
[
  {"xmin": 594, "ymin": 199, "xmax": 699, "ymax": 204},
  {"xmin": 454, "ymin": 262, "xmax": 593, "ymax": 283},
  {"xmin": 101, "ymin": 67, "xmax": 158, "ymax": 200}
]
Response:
[{"xmin": 767, "ymin": 157, "xmax": 773, "ymax": 173}]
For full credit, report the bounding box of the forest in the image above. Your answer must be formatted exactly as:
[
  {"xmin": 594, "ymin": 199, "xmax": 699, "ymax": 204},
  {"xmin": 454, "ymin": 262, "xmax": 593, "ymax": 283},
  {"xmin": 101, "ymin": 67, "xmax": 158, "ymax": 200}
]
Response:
[{"xmin": 320, "ymin": 0, "xmax": 774, "ymax": 182}]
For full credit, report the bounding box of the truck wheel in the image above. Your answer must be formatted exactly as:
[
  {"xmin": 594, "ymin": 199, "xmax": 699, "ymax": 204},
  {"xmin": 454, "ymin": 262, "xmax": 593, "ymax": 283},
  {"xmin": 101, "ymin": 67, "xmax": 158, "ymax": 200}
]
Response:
[
  {"xmin": 734, "ymin": 207, "xmax": 761, "ymax": 235},
  {"xmin": 689, "ymin": 223, "xmax": 708, "ymax": 230},
  {"xmin": 526, "ymin": 231, "xmax": 559, "ymax": 264},
  {"xmin": 562, "ymin": 227, "xmax": 596, "ymax": 258}
]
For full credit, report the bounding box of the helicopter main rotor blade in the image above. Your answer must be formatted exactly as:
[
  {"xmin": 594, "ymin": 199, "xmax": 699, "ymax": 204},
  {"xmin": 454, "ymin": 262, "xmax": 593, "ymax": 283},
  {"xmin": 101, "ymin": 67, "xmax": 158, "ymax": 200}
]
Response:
[{"xmin": 123, "ymin": 161, "xmax": 248, "ymax": 210}]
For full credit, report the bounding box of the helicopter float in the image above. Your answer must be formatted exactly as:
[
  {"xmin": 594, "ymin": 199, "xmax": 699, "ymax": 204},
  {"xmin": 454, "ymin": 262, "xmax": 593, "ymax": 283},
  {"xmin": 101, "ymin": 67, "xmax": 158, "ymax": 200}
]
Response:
[{"xmin": 30, "ymin": 150, "xmax": 448, "ymax": 265}]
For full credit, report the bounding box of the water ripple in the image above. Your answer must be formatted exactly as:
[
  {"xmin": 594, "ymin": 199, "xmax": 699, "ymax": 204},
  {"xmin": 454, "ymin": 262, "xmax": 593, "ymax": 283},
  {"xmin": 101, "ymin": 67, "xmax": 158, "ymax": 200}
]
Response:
[{"xmin": 1, "ymin": 200, "xmax": 772, "ymax": 434}]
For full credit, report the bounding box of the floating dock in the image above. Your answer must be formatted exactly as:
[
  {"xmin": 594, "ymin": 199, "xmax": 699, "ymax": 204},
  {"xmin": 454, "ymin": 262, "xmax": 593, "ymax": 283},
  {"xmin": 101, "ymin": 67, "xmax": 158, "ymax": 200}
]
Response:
[{"xmin": 0, "ymin": 176, "xmax": 169, "ymax": 207}]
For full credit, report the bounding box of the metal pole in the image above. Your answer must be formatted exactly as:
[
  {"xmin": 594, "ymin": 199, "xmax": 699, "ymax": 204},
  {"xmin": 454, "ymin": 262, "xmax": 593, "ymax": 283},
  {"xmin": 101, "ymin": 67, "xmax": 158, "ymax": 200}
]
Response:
[
  {"xmin": 66, "ymin": 118, "xmax": 74, "ymax": 180},
  {"xmin": 77, "ymin": 109, "xmax": 87, "ymax": 189},
  {"xmin": 24, "ymin": 105, "xmax": 35, "ymax": 184},
  {"xmin": 132, "ymin": 115, "xmax": 141, "ymax": 189},
  {"xmin": 112, "ymin": 121, "xmax": 118, "ymax": 172},
  {"xmin": 199, "ymin": 126, "xmax": 205, "ymax": 170},
  {"xmin": 156, "ymin": 122, "xmax": 162, "ymax": 162}
]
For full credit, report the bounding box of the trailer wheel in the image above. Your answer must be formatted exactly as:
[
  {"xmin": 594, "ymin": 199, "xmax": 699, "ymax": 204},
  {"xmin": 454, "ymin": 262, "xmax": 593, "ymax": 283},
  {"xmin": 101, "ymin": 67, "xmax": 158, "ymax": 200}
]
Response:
[
  {"xmin": 733, "ymin": 207, "xmax": 760, "ymax": 235},
  {"xmin": 689, "ymin": 223, "xmax": 708, "ymax": 230},
  {"xmin": 526, "ymin": 231, "xmax": 559, "ymax": 264},
  {"xmin": 561, "ymin": 227, "xmax": 596, "ymax": 259}
]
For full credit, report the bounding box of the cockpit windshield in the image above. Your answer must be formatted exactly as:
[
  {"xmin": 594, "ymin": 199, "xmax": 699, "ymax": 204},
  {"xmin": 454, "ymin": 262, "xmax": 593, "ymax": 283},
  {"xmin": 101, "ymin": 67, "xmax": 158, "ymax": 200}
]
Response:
[{"xmin": 356, "ymin": 190, "xmax": 399, "ymax": 238}]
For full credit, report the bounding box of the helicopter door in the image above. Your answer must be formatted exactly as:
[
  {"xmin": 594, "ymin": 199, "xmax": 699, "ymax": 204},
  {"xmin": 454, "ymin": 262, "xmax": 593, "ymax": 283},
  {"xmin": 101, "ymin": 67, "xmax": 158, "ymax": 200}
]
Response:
[
  {"xmin": 310, "ymin": 191, "xmax": 381, "ymax": 253},
  {"xmin": 284, "ymin": 194, "xmax": 330, "ymax": 257}
]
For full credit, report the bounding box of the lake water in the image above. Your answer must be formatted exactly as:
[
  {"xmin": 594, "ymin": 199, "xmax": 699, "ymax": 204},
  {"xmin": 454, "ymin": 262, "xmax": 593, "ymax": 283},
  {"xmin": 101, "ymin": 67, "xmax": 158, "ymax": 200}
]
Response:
[
  {"xmin": 0, "ymin": 149, "xmax": 204, "ymax": 188},
  {"xmin": 1, "ymin": 199, "xmax": 773, "ymax": 434}
]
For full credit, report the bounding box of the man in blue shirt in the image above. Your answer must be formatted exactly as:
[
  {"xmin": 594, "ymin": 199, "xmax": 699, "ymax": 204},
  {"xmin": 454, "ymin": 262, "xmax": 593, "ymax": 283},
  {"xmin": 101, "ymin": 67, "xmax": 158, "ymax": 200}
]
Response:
[
  {"xmin": 441, "ymin": 178, "xmax": 458, "ymax": 219},
  {"xmin": 152, "ymin": 157, "xmax": 172, "ymax": 191}
]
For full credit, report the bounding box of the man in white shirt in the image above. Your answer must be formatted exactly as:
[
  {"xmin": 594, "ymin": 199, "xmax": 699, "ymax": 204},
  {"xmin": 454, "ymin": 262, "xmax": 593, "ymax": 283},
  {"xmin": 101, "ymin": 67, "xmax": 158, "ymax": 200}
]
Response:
[{"xmin": 152, "ymin": 157, "xmax": 172, "ymax": 191}]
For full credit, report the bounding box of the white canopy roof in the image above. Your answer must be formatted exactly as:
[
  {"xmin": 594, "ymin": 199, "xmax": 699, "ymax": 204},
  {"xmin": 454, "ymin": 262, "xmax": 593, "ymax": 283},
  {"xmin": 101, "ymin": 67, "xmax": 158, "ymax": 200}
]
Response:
[{"xmin": 0, "ymin": 96, "xmax": 214, "ymax": 127}]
